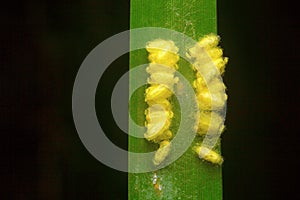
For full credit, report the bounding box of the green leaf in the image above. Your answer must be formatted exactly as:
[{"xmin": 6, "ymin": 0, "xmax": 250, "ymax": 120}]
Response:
[{"xmin": 129, "ymin": 0, "xmax": 222, "ymax": 199}]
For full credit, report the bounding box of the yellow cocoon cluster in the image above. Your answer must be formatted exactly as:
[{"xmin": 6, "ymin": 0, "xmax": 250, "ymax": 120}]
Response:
[
  {"xmin": 143, "ymin": 35, "xmax": 228, "ymax": 166},
  {"xmin": 188, "ymin": 34, "xmax": 228, "ymax": 165},
  {"xmin": 188, "ymin": 34, "xmax": 228, "ymax": 76},
  {"xmin": 144, "ymin": 39, "xmax": 179, "ymax": 165}
]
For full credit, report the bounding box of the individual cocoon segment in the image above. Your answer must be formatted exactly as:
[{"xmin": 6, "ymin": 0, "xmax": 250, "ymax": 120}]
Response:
[
  {"xmin": 144, "ymin": 105, "xmax": 173, "ymax": 142},
  {"xmin": 193, "ymin": 146, "xmax": 223, "ymax": 165},
  {"xmin": 144, "ymin": 39, "xmax": 179, "ymax": 165},
  {"xmin": 153, "ymin": 141, "xmax": 171, "ymax": 166},
  {"xmin": 146, "ymin": 39, "xmax": 179, "ymax": 68},
  {"xmin": 145, "ymin": 84, "xmax": 173, "ymax": 102},
  {"xmin": 195, "ymin": 111, "xmax": 225, "ymax": 136},
  {"xmin": 194, "ymin": 78, "xmax": 227, "ymax": 110}
]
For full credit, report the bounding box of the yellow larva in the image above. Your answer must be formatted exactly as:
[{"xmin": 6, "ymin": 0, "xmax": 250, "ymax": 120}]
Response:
[
  {"xmin": 194, "ymin": 146, "xmax": 223, "ymax": 165},
  {"xmin": 144, "ymin": 39, "xmax": 179, "ymax": 165}
]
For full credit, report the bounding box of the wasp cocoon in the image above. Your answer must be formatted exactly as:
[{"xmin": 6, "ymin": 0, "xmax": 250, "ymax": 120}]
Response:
[
  {"xmin": 198, "ymin": 34, "xmax": 220, "ymax": 48},
  {"xmin": 153, "ymin": 140, "xmax": 171, "ymax": 166},
  {"xmin": 206, "ymin": 47, "xmax": 223, "ymax": 59},
  {"xmin": 196, "ymin": 89, "xmax": 228, "ymax": 110},
  {"xmin": 146, "ymin": 40, "xmax": 179, "ymax": 67},
  {"xmin": 145, "ymin": 84, "xmax": 173, "ymax": 102},
  {"xmin": 146, "ymin": 99, "xmax": 172, "ymax": 111},
  {"xmin": 213, "ymin": 57, "xmax": 228, "ymax": 75},
  {"xmin": 148, "ymin": 72, "xmax": 179, "ymax": 88},
  {"xmin": 193, "ymin": 75, "xmax": 227, "ymax": 111},
  {"xmin": 195, "ymin": 111, "xmax": 225, "ymax": 136},
  {"xmin": 194, "ymin": 146, "xmax": 223, "ymax": 165},
  {"xmin": 145, "ymin": 106, "xmax": 174, "ymax": 124},
  {"xmin": 144, "ymin": 104, "xmax": 173, "ymax": 140}
]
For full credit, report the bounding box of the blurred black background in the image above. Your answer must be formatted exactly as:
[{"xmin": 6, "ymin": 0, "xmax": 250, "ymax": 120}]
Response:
[{"xmin": 1, "ymin": 0, "xmax": 299, "ymax": 199}]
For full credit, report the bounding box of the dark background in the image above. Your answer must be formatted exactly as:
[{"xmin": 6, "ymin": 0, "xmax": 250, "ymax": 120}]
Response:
[{"xmin": 1, "ymin": 0, "xmax": 299, "ymax": 199}]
